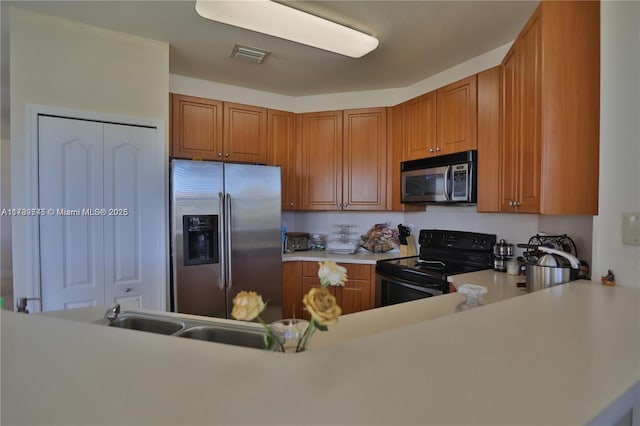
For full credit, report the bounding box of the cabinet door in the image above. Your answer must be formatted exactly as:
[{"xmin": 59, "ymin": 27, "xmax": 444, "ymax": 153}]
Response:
[
  {"xmin": 300, "ymin": 111, "xmax": 343, "ymax": 210},
  {"xmin": 268, "ymin": 110, "xmax": 299, "ymax": 210},
  {"xmin": 170, "ymin": 93, "xmax": 223, "ymax": 160},
  {"xmin": 343, "ymin": 108, "xmax": 388, "ymax": 210},
  {"xmin": 404, "ymin": 92, "xmax": 437, "ymax": 160},
  {"xmin": 436, "ymin": 75, "xmax": 478, "ymax": 155},
  {"xmin": 515, "ymin": 10, "xmax": 541, "ymax": 213},
  {"xmin": 223, "ymin": 102, "xmax": 268, "ymax": 163},
  {"xmin": 282, "ymin": 261, "xmax": 303, "ymax": 319},
  {"xmin": 337, "ymin": 264, "xmax": 375, "ymax": 314},
  {"xmin": 339, "ymin": 281, "xmax": 374, "ymax": 315},
  {"xmin": 500, "ymin": 47, "xmax": 520, "ymax": 211},
  {"xmin": 476, "ymin": 67, "xmax": 502, "ymax": 212}
]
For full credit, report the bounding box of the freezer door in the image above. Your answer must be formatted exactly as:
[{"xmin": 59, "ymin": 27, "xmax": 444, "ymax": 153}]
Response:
[
  {"xmin": 224, "ymin": 163, "xmax": 283, "ymax": 323},
  {"xmin": 171, "ymin": 160, "xmax": 226, "ymax": 317}
]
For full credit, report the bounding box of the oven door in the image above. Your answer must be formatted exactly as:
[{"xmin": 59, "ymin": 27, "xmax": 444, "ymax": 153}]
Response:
[{"xmin": 376, "ymin": 271, "xmax": 445, "ymax": 307}]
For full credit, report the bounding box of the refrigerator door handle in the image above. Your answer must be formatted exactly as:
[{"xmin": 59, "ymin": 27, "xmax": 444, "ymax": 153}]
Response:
[
  {"xmin": 225, "ymin": 193, "xmax": 233, "ymax": 290},
  {"xmin": 218, "ymin": 192, "xmax": 225, "ymax": 290}
]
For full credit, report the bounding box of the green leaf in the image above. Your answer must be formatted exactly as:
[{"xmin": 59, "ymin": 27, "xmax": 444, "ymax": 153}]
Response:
[{"xmin": 315, "ymin": 323, "xmax": 328, "ymax": 332}]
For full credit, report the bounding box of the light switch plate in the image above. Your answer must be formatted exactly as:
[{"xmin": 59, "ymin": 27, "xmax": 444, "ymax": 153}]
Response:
[{"xmin": 622, "ymin": 212, "xmax": 640, "ymax": 246}]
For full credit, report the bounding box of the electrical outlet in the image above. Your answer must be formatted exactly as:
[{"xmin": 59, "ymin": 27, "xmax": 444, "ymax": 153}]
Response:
[{"xmin": 622, "ymin": 212, "xmax": 640, "ymax": 246}]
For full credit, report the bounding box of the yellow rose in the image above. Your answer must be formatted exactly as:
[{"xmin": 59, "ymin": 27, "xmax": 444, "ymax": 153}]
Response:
[
  {"xmin": 317, "ymin": 261, "xmax": 348, "ymax": 287},
  {"xmin": 231, "ymin": 291, "xmax": 265, "ymax": 321},
  {"xmin": 303, "ymin": 287, "xmax": 342, "ymax": 326}
]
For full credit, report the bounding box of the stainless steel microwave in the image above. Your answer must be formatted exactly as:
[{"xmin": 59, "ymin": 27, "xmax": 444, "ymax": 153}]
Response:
[{"xmin": 401, "ymin": 150, "xmax": 477, "ymax": 204}]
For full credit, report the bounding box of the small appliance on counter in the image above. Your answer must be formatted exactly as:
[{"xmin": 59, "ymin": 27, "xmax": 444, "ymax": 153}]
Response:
[
  {"xmin": 310, "ymin": 234, "xmax": 327, "ymax": 251},
  {"xmin": 493, "ymin": 239, "xmax": 514, "ymax": 272},
  {"xmin": 517, "ymin": 233, "xmax": 590, "ymax": 292},
  {"xmin": 284, "ymin": 232, "xmax": 310, "ymax": 253}
]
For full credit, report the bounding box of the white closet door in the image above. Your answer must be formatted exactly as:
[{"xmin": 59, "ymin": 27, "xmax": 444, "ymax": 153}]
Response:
[
  {"xmin": 38, "ymin": 116, "xmax": 105, "ymax": 311},
  {"xmin": 103, "ymin": 123, "xmax": 162, "ymax": 310}
]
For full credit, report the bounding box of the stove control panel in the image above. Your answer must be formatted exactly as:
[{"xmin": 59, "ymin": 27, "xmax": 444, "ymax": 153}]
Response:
[{"xmin": 419, "ymin": 229, "xmax": 496, "ymax": 252}]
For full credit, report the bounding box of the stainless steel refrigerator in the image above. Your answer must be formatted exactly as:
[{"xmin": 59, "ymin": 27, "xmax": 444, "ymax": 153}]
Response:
[{"xmin": 170, "ymin": 159, "xmax": 282, "ymax": 322}]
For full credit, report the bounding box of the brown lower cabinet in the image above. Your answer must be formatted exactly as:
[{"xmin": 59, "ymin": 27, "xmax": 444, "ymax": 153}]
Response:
[{"xmin": 282, "ymin": 261, "xmax": 376, "ymax": 320}]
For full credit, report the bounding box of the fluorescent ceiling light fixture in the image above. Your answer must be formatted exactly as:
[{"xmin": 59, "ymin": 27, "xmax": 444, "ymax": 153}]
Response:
[{"xmin": 195, "ymin": 0, "xmax": 379, "ymax": 58}]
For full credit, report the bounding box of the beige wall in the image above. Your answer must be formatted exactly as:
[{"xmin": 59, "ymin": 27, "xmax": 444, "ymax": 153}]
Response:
[
  {"xmin": 8, "ymin": 7, "xmax": 169, "ymax": 304},
  {"xmin": 593, "ymin": 1, "xmax": 640, "ymax": 288},
  {"xmin": 170, "ymin": 42, "xmax": 511, "ymax": 113}
]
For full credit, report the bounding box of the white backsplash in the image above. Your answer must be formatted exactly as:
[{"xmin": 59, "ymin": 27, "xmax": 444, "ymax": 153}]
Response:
[
  {"xmin": 283, "ymin": 207, "xmax": 593, "ymax": 265},
  {"xmin": 283, "ymin": 211, "xmax": 404, "ymax": 240}
]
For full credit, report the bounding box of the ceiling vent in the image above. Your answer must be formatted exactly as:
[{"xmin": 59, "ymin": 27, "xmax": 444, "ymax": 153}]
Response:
[{"xmin": 230, "ymin": 44, "xmax": 271, "ymax": 64}]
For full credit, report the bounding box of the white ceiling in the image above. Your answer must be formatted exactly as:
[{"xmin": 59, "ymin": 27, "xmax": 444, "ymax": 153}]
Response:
[{"xmin": 4, "ymin": 0, "xmax": 539, "ymax": 96}]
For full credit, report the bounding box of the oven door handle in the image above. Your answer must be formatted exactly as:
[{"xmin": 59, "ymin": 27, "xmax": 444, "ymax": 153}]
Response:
[
  {"xmin": 393, "ymin": 280, "xmax": 444, "ymax": 296},
  {"xmin": 376, "ymin": 272, "xmax": 445, "ymax": 296}
]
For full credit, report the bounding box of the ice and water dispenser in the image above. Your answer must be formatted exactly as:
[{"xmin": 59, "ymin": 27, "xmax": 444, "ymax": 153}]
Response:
[{"xmin": 182, "ymin": 215, "xmax": 218, "ymax": 265}]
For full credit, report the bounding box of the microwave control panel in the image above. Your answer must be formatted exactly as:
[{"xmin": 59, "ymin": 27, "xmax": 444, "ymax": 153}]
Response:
[{"xmin": 451, "ymin": 164, "xmax": 469, "ymax": 200}]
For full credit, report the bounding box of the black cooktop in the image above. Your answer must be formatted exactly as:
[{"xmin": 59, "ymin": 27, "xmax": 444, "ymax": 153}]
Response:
[
  {"xmin": 376, "ymin": 256, "xmax": 487, "ymax": 282},
  {"xmin": 376, "ymin": 229, "xmax": 496, "ymax": 285}
]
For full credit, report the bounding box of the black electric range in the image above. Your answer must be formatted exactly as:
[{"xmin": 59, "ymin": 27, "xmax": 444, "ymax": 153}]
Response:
[{"xmin": 375, "ymin": 229, "xmax": 496, "ymax": 306}]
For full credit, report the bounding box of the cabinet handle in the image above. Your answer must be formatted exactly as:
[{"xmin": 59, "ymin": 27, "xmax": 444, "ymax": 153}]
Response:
[
  {"xmin": 217, "ymin": 152, "xmax": 223, "ymax": 157},
  {"xmin": 289, "ymin": 202, "xmax": 294, "ymax": 207},
  {"xmin": 224, "ymin": 153, "xmax": 229, "ymax": 157},
  {"xmin": 436, "ymin": 147, "xmax": 441, "ymax": 152},
  {"xmin": 515, "ymin": 201, "xmax": 521, "ymax": 207},
  {"xmin": 344, "ymin": 203, "xmax": 348, "ymax": 208},
  {"xmin": 509, "ymin": 201, "xmax": 515, "ymax": 207},
  {"xmin": 429, "ymin": 148, "xmax": 435, "ymax": 153},
  {"xmin": 337, "ymin": 203, "xmax": 342, "ymax": 208},
  {"xmin": 125, "ymin": 288, "xmax": 131, "ymax": 293}
]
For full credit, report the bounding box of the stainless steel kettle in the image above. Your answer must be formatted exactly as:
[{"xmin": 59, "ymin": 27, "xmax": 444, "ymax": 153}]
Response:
[{"xmin": 525, "ymin": 246, "xmax": 581, "ymax": 292}]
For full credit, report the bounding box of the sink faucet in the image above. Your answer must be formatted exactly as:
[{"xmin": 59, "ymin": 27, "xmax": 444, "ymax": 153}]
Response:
[
  {"xmin": 16, "ymin": 297, "xmax": 41, "ymax": 313},
  {"xmin": 104, "ymin": 303, "xmax": 121, "ymax": 324}
]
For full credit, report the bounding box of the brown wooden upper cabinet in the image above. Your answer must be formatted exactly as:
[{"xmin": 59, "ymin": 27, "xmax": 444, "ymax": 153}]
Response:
[
  {"xmin": 300, "ymin": 108, "xmax": 388, "ymax": 211},
  {"xmin": 498, "ymin": 1, "xmax": 599, "ymax": 215},
  {"xmin": 403, "ymin": 91, "xmax": 436, "ymax": 160},
  {"xmin": 170, "ymin": 94, "xmax": 267, "ymax": 163},
  {"xmin": 436, "ymin": 75, "xmax": 478, "ymax": 156},
  {"xmin": 170, "ymin": 93, "xmax": 223, "ymax": 160},
  {"xmin": 267, "ymin": 109, "xmax": 299, "ymax": 211},
  {"xmin": 476, "ymin": 66, "xmax": 502, "ymax": 213},
  {"xmin": 403, "ymin": 76, "xmax": 477, "ymax": 161},
  {"xmin": 223, "ymin": 102, "xmax": 268, "ymax": 163},
  {"xmin": 343, "ymin": 108, "xmax": 388, "ymax": 210},
  {"xmin": 300, "ymin": 110, "xmax": 343, "ymax": 210}
]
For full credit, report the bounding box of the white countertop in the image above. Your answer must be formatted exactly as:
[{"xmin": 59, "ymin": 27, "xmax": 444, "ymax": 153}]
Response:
[{"xmin": 2, "ymin": 276, "xmax": 639, "ymax": 425}]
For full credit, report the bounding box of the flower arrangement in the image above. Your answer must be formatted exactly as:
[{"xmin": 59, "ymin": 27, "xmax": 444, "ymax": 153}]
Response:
[{"xmin": 231, "ymin": 260, "xmax": 348, "ymax": 352}]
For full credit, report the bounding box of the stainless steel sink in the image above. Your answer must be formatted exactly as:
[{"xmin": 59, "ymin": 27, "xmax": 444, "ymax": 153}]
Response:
[
  {"xmin": 103, "ymin": 306, "xmax": 267, "ymax": 350},
  {"xmin": 177, "ymin": 325, "xmax": 266, "ymax": 349},
  {"xmin": 107, "ymin": 313, "xmax": 185, "ymax": 335}
]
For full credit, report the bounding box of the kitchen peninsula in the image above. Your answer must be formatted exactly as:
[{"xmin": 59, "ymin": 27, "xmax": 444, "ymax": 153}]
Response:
[{"xmin": 2, "ymin": 276, "xmax": 639, "ymax": 425}]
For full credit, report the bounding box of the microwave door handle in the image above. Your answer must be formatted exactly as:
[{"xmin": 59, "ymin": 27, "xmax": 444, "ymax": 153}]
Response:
[{"xmin": 443, "ymin": 165, "xmax": 452, "ymax": 201}]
